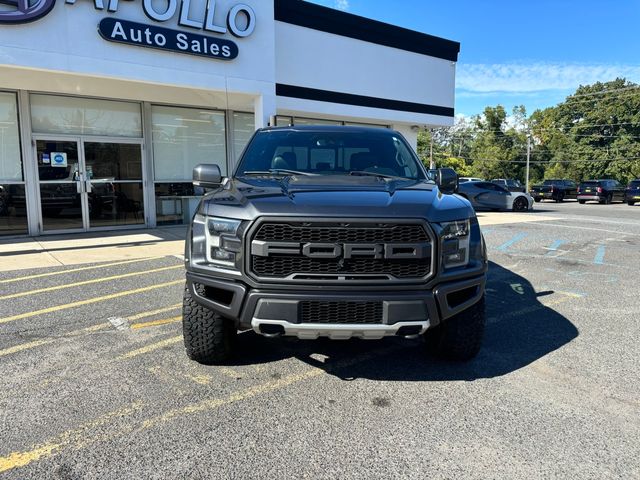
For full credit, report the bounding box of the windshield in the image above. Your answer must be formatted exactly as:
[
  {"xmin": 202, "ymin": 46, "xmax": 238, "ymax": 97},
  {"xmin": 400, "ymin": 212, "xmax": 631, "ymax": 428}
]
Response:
[
  {"xmin": 236, "ymin": 130, "xmax": 426, "ymax": 180},
  {"xmin": 543, "ymin": 180, "xmax": 560, "ymax": 185},
  {"xmin": 629, "ymin": 181, "xmax": 640, "ymax": 188}
]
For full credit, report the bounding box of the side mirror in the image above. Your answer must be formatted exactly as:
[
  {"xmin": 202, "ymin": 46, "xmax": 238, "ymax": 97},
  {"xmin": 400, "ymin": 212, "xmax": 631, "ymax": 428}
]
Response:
[
  {"xmin": 436, "ymin": 168, "xmax": 459, "ymax": 195},
  {"xmin": 193, "ymin": 164, "xmax": 222, "ymax": 189}
]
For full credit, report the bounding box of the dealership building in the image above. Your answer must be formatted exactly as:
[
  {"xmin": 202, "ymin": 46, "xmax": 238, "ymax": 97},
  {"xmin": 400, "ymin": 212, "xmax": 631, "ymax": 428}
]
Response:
[{"xmin": 0, "ymin": 0, "xmax": 459, "ymax": 237}]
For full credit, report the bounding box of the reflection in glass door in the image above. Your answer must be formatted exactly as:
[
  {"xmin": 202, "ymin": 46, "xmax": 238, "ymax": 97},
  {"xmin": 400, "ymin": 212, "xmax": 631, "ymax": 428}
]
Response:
[
  {"xmin": 83, "ymin": 142, "xmax": 144, "ymax": 228},
  {"xmin": 36, "ymin": 140, "xmax": 85, "ymax": 232},
  {"xmin": 35, "ymin": 139, "xmax": 145, "ymax": 233}
]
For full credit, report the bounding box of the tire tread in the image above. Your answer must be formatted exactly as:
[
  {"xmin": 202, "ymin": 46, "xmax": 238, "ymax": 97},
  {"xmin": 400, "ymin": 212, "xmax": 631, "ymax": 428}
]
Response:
[{"xmin": 182, "ymin": 283, "xmax": 236, "ymax": 364}]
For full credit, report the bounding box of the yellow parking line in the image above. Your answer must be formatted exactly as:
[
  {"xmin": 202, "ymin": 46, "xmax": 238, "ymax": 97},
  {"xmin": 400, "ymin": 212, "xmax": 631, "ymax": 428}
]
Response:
[
  {"xmin": 0, "ymin": 304, "xmax": 182, "ymax": 358},
  {"xmin": 0, "ymin": 345, "xmax": 400, "ymax": 473},
  {"xmin": 0, "ymin": 257, "xmax": 163, "ymax": 284},
  {"xmin": 218, "ymin": 367, "xmax": 243, "ymax": 379},
  {"xmin": 128, "ymin": 304, "xmax": 181, "ymax": 321},
  {"xmin": 118, "ymin": 335, "xmax": 183, "ymax": 359},
  {"xmin": 0, "ymin": 280, "xmax": 183, "ymax": 325},
  {"xmin": 0, "ymin": 323, "xmax": 111, "ymax": 358},
  {"xmin": 131, "ymin": 316, "xmax": 181, "ymax": 330},
  {"xmin": 0, "ymin": 339, "xmax": 54, "ymax": 358},
  {"xmin": 0, "ymin": 403, "xmax": 144, "ymax": 473},
  {"xmin": 0, "ymin": 265, "xmax": 183, "ymax": 301}
]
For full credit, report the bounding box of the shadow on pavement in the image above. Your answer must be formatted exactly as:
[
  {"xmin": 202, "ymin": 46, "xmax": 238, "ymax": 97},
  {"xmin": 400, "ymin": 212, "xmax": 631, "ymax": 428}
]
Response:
[{"xmin": 228, "ymin": 261, "xmax": 579, "ymax": 381}]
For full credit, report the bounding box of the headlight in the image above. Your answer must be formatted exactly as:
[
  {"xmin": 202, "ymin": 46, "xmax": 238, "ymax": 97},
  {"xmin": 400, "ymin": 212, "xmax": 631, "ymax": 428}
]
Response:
[
  {"xmin": 439, "ymin": 219, "xmax": 470, "ymax": 269},
  {"xmin": 201, "ymin": 215, "xmax": 242, "ymax": 269}
]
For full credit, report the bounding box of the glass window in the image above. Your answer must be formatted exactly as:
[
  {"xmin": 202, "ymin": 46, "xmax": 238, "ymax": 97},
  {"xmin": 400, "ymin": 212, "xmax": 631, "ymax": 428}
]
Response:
[
  {"xmin": 152, "ymin": 106, "xmax": 226, "ymax": 181},
  {"xmin": 232, "ymin": 112, "xmax": 254, "ymax": 164},
  {"xmin": 238, "ymin": 130, "xmax": 424, "ymax": 180},
  {"xmin": 154, "ymin": 182, "xmax": 201, "ymax": 226},
  {"xmin": 293, "ymin": 117, "xmax": 342, "ymax": 126},
  {"xmin": 275, "ymin": 116, "xmax": 292, "ymax": 127},
  {"xmin": 344, "ymin": 122, "xmax": 389, "ymax": 129},
  {"xmin": 0, "ymin": 92, "xmax": 22, "ymax": 181},
  {"xmin": 0, "ymin": 184, "xmax": 28, "ymax": 236},
  {"xmin": 30, "ymin": 95, "xmax": 142, "ymax": 137}
]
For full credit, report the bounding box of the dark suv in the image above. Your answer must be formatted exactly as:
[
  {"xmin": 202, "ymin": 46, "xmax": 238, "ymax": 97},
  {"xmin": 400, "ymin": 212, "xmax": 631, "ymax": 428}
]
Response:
[
  {"xmin": 625, "ymin": 180, "xmax": 640, "ymax": 206},
  {"xmin": 577, "ymin": 180, "xmax": 625, "ymax": 204}
]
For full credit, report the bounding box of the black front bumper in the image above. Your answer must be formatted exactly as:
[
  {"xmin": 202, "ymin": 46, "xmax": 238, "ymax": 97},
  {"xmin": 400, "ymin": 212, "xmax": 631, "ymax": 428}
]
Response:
[{"xmin": 186, "ymin": 272, "xmax": 486, "ymax": 330}]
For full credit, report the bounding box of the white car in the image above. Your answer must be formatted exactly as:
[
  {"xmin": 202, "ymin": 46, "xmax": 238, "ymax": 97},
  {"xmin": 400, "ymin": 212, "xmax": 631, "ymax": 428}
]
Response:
[
  {"xmin": 457, "ymin": 181, "xmax": 534, "ymax": 211},
  {"xmin": 459, "ymin": 177, "xmax": 484, "ymax": 183}
]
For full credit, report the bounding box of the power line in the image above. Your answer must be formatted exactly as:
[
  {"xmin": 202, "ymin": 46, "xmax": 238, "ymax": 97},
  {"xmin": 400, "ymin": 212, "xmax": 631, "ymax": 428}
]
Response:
[
  {"xmin": 441, "ymin": 154, "xmax": 640, "ymax": 164},
  {"xmin": 564, "ymin": 84, "xmax": 640, "ymax": 98}
]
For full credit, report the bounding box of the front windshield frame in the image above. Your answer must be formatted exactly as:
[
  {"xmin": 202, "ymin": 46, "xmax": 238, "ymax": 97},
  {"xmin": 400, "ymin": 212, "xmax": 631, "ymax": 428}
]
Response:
[{"xmin": 235, "ymin": 129, "xmax": 428, "ymax": 181}]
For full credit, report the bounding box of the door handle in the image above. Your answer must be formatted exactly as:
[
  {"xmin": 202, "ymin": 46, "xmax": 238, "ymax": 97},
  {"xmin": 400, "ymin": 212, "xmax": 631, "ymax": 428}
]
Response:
[
  {"xmin": 85, "ymin": 180, "xmax": 92, "ymax": 194},
  {"xmin": 76, "ymin": 181, "xmax": 84, "ymax": 194}
]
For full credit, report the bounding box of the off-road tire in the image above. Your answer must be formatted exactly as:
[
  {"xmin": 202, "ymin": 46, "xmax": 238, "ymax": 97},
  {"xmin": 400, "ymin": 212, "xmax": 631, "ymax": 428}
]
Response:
[
  {"xmin": 424, "ymin": 296, "xmax": 485, "ymax": 361},
  {"xmin": 182, "ymin": 283, "xmax": 236, "ymax": 364}
]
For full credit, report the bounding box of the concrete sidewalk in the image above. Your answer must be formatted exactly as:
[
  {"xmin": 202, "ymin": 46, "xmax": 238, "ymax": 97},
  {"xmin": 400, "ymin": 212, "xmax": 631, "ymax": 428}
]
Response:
[{"xmin": 0, "ymin": 227, "xmax": 187, "ymax": 273}]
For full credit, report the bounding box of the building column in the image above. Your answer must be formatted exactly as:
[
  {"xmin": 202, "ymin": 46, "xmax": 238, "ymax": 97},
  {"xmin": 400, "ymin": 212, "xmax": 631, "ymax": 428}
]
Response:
[{"xmin": 254, "ymin": 93, "xmax": 277, "ymax": 130}]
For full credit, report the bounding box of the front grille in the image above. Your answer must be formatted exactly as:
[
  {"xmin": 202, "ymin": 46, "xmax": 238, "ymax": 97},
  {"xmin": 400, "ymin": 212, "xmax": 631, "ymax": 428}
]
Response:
[
  {"xmin": 300, "ymin": 301, "xmax": 383, "ymax": 324},
  {"xmin": 254, "ymin": 223, "xmax": 427, "ymax": 243},
  {"xmin": 249, "ymin": 221, "xmax": 433, "ymax": 282}
]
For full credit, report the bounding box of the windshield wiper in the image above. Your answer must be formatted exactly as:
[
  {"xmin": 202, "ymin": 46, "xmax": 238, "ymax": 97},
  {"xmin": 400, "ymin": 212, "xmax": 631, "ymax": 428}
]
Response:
[
  {"xmin": 349, "ymin": 171, "xmax": 409, "ymax": 180},
  {"xmin": 241, "ymin": 169, "xmax": 316, "ymax": 177}
]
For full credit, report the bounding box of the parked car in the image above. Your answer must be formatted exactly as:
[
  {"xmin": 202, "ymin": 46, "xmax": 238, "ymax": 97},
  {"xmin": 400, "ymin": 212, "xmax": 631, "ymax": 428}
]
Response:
[
  {"xmin": 530, "ymin": 179, "xmax": 578, "ymax": 202},
  {"xmin": 625, "ymin": 179, "xmax": 640, "ymax": 205},
  {"xmin": 458, "ymin": 181, "xmax": 534, "ymax": 212},
  {"xmin": 491, "ymin": 178, "xmax": 525, "ymax": 193},
  {"xmin": 459, "ymin": 177, "xmax": 484, "ymax": 183},
  {"xmin": 577, "ymin": 180, "xmax": 626, "ymax": 204}
]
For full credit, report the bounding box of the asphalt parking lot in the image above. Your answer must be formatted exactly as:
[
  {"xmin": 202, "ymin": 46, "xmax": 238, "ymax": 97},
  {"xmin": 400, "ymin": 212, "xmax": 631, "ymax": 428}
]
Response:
[{"xmin": 1, "ymin": 201, "xmax": 638, "ymax": 479}]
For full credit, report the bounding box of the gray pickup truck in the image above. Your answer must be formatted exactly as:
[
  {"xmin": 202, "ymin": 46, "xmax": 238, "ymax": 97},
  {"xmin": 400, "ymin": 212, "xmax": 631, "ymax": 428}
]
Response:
[{"xmin": 183, "ymin": 126, "xmax": 487, "ymax": 364}]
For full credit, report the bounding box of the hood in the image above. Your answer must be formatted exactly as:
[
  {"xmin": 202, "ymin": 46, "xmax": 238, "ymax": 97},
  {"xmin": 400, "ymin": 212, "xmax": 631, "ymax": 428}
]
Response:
[{"xmin": 200, "ymin": 175, "xmax": 474, "ymax": 223}]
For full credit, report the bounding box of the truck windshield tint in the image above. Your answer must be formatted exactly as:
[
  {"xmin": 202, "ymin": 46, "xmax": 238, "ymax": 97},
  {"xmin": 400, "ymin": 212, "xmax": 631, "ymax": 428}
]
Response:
[{"xmin": 236, "ymin": 130, "xmax": 425, "ymax": 180}]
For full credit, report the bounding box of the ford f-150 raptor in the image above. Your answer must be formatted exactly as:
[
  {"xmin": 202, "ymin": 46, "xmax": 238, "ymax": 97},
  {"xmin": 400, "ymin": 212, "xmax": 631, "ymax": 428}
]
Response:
[{"xmin": 183, "ymin": 126, "xmax": 488, "ymax": 364}]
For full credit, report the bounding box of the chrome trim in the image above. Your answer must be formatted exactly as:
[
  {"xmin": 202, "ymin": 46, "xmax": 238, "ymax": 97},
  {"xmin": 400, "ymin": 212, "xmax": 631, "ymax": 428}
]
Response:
[{"xmin": 251, "ymin": 319, "xmax": 430, "ymax": 340}]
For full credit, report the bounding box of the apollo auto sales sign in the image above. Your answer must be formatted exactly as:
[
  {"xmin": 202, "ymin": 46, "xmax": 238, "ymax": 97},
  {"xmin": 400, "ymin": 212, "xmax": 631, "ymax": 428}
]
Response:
[{"xmin": 0, "ymin": 0, "xmax": 257, "ymax": 61}]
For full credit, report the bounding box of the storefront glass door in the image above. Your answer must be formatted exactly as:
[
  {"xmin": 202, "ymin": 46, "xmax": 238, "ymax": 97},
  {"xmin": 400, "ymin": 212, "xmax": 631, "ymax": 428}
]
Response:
[{"xmin": 34, "ymin": 138, "xmax": 145, "ymax": 233}]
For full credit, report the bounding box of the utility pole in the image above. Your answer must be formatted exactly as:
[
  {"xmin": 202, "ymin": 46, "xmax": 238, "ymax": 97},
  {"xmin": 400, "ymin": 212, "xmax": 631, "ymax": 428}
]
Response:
[
  {"xmin": 429, "ymin": 129, "xmax": 435, "ymax": 170},
  {"xmin": 525, "ymin": 134, "xmax": 531, "ymax": 192}
]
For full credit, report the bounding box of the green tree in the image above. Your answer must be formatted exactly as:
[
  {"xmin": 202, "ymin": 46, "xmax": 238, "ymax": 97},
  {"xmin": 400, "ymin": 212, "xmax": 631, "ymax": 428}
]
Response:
[{"xmin": 532, "ymin": 78, "xmax": 640, "ymax": 183}]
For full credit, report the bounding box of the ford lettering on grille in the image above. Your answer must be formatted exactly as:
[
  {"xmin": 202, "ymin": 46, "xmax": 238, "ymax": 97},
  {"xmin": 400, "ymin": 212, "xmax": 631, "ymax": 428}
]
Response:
[
  {"xmin": 248, "ymin": 221, "xmax": 434, "ymax": 283},
  {"xmin": 251, "ymin": 241, "xmax": 430, "ymax": 260}
]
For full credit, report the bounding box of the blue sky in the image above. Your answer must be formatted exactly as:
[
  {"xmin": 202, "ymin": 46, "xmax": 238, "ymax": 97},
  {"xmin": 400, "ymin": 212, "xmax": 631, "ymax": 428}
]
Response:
[{"xmin": 306, "ymin": 0, "xmax": 640, "ymax": 118}]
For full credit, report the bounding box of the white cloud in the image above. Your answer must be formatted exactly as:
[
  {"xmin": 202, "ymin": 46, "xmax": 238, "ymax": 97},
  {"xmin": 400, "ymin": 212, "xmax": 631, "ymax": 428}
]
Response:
[
  {"xmin": 334, "ymin": 0, "xmax": 349, "ymax": 11},
  {"xmin": 457, "ymin": 62, "xmax": 640, "ymax": 93}
]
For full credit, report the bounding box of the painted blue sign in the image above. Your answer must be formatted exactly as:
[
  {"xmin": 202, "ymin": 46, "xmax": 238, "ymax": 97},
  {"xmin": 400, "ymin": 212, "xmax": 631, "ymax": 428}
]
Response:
[{"xmin": 98, "ymin": 18, "xmax": 239, "ymax": 61}]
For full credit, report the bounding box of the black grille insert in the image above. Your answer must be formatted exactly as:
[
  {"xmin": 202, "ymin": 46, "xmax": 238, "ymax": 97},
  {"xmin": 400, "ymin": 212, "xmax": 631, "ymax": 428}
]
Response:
[
  {"xmin": 250, "ymin": 222, "xmax": 432, "ymax": 281},
  {"xmin": 254, "ymin": 223, "xmax": 428, "ymax": 243},
  {"xmin": 300, "ymin": 301, "xmax": 383, "ymax": 324}
]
